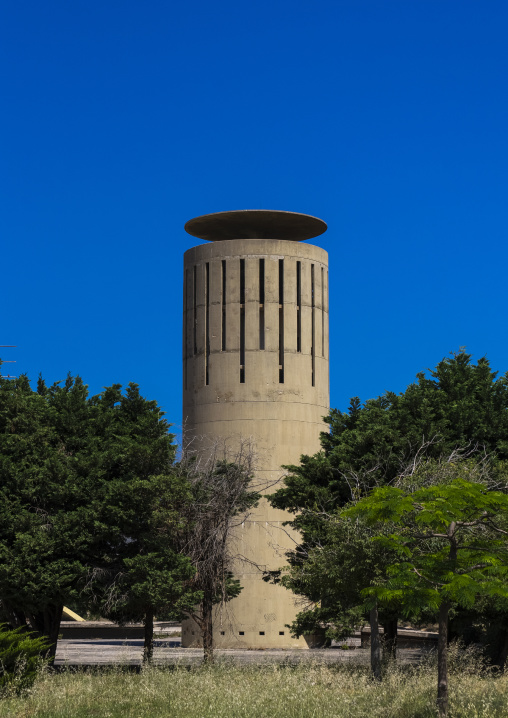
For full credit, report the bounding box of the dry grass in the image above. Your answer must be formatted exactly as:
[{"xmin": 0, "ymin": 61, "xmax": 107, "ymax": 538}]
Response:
[{"xmin": 1, "ymin": 652, "xmax": 507, "ymax": 718}]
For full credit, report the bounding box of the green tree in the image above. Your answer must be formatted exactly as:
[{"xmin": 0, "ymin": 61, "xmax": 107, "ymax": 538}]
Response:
[
  {"xmin": 273, "ymin": 515, "xmax": 400, "ymax": 675},
  {"xmin": 0, "ymin": 374, "xmax": 95, "ymax": 660},
  {"xmin": 272, "ymin": 350, "xmax": 508, "ymax": 516},
  {"xmin": 448, "ymin": 593, "xmax": 508, "ymax": 671},
  {"xmin": 269, "ymin": 351, "xmax": 508, "ymax": 652},
  {"xmin": 84, "ymin": 382, "xmax": 201, "ymax": 662},
  {"xmin": 100, "ymin": 473, "xmax": 201, "ymax": 663},
  {"xmin": 0, "ymin": 624, "xmax": 50, "ymax": 695},
  {"xmin": 0, "ymin": 374, "xmax": 187, "ymax": 663},
  {"xmin": 345, "ymin": 472, "xmax": 508, "ymax": 717}
]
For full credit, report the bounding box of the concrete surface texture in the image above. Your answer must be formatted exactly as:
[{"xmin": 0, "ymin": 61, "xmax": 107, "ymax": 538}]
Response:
[{"xmin": 181, "ymin": 211, "xmax": 329, "ymax": 649}]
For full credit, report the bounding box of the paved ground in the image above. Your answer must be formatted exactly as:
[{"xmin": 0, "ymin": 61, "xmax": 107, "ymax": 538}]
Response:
[{"xmin": 55, "ymin": 636, "xmax": 430, "ymax": 667}]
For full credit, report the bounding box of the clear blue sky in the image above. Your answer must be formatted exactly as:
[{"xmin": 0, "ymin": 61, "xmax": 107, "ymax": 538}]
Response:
[{"xmin": 2, "ymin": 1, "xmax": 507, "ymax": 431}]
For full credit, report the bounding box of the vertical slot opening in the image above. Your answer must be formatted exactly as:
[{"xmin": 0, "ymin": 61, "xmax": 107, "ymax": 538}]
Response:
[
  {"xmin": 259, "ymin": 306, "xmax": 265, "ymax": 350},
  {"xmin": 321, "ymin": 266, "xmax": 324, "ymax": 358},
  {"xmin": 259, "ymin": 258, "xmax": 265, "ymax": 303},
  {"xmin": 326, "ymin": 269, "xmax": 329, "ymax": 393},
  {"xmin": 184, "ymin": 269, "xmax": 188, "ymax": 389},
  {"xmin": 279, "ymin": 259, "xmax": 284, "ymax": 305},
  {"xmin": 278, "ymin": 259, "xmax": 284, "ymax": 383},
  {"xmin": 221, "ymin": 260, "xmax": 226, "ymax": 351},
  {"xmin": 240, "ymin": 258, "xmax": 245, "ymax": 304},
  {"xmin": 193, "ymin": 265, "xmax": 197, "ymax": 356},
  {"xmin": 311, "ymin": 264, "xmax": 315, "ymax": 387},
  {"xmin": 296, "ymin": 261, "xmax": 301, "ymax": 353},
  {"xmin": 259, "ymin": 258, "xmax": 265, "ymax": 350},
  {"xmin": 205, "ymin": 262, "xmax": 210, "ymax": 385},
  {"xmin": 240, "ymin": 259, "xmax": 245, "ymax": 382},
  {"xmin": 240, "ymin": 307, "xmax": 245, "ymax": 383}
]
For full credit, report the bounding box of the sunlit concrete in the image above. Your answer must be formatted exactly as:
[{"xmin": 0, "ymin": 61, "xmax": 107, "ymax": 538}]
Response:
[{"xmin": 181, "ymin": 213, "xmax": 329, "ymax": 649}]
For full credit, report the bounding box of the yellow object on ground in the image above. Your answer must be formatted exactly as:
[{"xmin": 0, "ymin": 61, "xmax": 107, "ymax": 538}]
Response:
[{"xmin": 62, "ymin": 606, "xmax": 85, "ymax": 621}]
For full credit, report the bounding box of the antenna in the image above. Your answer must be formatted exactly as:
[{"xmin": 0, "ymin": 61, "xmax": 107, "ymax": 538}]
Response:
[{"xmin": 0, "ymin": 346, "xmax": 17, "ymax": 378}]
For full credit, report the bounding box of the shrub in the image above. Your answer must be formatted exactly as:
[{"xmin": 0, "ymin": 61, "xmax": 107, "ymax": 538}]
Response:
[{"xmin": 0, "ymin": 624, "xmax": 50, "ymax": 696}]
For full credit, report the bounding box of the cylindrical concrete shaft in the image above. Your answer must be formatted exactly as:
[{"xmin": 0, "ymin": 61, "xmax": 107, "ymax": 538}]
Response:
[{"xmin": 182, "ymin": 238, "xmax": 329, "ymax": 649}]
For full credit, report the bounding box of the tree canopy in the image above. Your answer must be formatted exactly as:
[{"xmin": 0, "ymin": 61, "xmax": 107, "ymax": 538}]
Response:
[
  {"xmin": 0, "ymin": 372, "xmax": 195, "ymax": 661},
  {"xmin": 270, "ymin": 350, "xmax": 508, "ymax": 527},
  {"xmin": 267, "ymin": 351, "xmax": 508, "ymax": 664},
  {"xmin": 345, "ymin": 468, "xmax": 508, "ymax": 716}
]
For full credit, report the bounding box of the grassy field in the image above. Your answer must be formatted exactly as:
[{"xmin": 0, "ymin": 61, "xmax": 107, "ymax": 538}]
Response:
[{"xmin": 1, "ymin": 655, "xmax": 507, "ymax": 718}]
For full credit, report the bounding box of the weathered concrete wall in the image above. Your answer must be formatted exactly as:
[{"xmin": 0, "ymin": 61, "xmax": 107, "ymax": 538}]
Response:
[{"xmin": 182, "ymin": 238, "xmax": 329, "ymax": 648}]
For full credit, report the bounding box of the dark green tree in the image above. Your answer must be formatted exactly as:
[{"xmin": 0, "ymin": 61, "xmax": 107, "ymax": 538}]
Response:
[
  {"xmin": 0, "ymin": 624, "xmax": 50, "ymax": 695},
  {"xmin": 84, "ymin": 382, "xmax": 202, "ymax": 662},
  {"xmin": 448, "ymin": 593, "xmax": 508, "ymax": 671},
  {"xmin": 99, "ymin": 471, "xmax": 201, "ymax": 664},
  {"xmin": 273, "ymin": 515, "xmax": 400, "ymax": 675},
  {"xmin": 268, "ymin": 351, "xmax": 508, "ymax": 651},
  {"xmin": 273, "ymin": 350, "xmax": 508, "ymax": 517},
  {"xmin": 0, "ymin": 374, "xmax": 190, "ymax": 663},
  {"xmin": 0, "ymin": 374, "xmax": 95, "ymax": 660}
]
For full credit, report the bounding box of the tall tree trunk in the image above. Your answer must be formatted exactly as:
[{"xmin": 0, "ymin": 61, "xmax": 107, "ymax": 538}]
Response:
[
  {"xmin": 143, "ymin": 609, "xmax": 154, "ymax": 664},
  {"xmin": 29, "ymin": 604, "xmax": 63, "ymax": 665},
  {"xmin": 494, "ymin": 629, "xmax": 508, "ymax": 672},
  {"xmin": 381, "ymin": 616, "xmax": 398, "ymax": 660},
  {"xmin": 202, "ymin": 592, "xmax": 214, "ymax": 664},
  {"xmin": 370, "ymin": 603, "xmax": 382, "ymax": 681},
  {"xmin": 437, "ymin": 601, "xmax": 450, "ymax": 717},
  {"xmin": 45, "ymin": 604, "xmax": 63, "ymax": 665}
]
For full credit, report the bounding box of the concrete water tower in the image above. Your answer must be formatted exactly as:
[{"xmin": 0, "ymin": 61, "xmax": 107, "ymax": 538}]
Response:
[{"xmin": 181, "ymin": 210, "xmax": 329, "ymax": 648}]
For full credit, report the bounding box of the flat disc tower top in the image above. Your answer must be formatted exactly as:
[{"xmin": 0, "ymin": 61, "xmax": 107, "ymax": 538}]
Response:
[{"xmin": 184, "ymin": 210, "xmax": 327, "ymax": 242}]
